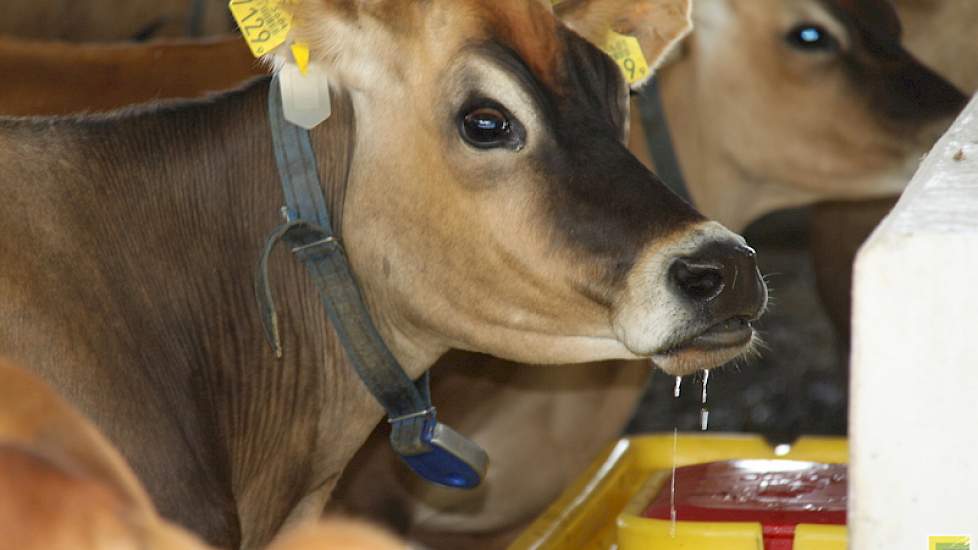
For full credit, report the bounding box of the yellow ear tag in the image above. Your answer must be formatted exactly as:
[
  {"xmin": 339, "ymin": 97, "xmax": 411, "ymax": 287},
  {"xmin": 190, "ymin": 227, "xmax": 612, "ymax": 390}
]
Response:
[
  {"xmin": 291, "ymin": 42, "xmax": 310, "ymax": 76},
  {"xmin": 228, "ymin": 0, "xmax": 294, "ymax": 58},
  {"xmin": 603, "ymin": 31, "xmax": 650, "ymax": 85}
]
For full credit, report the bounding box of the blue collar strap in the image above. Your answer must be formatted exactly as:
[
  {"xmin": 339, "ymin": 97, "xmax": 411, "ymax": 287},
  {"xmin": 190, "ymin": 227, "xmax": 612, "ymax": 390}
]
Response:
[
  {"xmin": 255, "ymin": 75, "xmax": 488, "ymax": 489},
  {"xmin": 636, "ymin": 77, "xmax": 691, "ymax": 203}
]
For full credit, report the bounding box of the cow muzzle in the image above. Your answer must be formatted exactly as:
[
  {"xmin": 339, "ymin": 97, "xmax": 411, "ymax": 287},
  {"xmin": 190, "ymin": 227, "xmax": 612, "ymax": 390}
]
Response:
[
  {"xmin": 612, "ymin": 222, "xmax": 768, "ymax": 375},
  {"xmin": 654, "ymin": 241, "xmax": 767, "ymax": 373}
]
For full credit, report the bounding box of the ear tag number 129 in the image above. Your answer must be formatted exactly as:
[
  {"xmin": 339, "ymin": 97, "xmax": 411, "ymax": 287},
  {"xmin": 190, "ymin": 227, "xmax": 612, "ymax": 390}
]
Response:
[{"xmin": 229, "ymin": 0, "xmax": 293, "ymax": 57}]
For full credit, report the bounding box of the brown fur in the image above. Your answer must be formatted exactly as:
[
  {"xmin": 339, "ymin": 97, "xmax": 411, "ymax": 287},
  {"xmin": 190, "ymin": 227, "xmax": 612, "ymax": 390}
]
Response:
[
  {"xmin": 0, "ymin": 0, "xmax": 936, "ymax": 548},
  {"xmin": 0, "ymin": 446, "xmax": 215, "ymax": 550},
  {"xmin": 810, "ymin": 196, "xmax": 899, "ymax": 346},
  {"xmin": 0, "ymin": 361, "xmax": 155, "ymax": 516},
  {"xmin": 0, "ymin": 35, "xmax": 265, "ymax": 117},
  {"xmin": 0, "ymin": 78, "xmax": 372, "ymax": 549},
  {"xmin": 641, "ymin": 0, "xmax": 964, "ymax": 231},
  {"xmin": 333, "ymin": 2, "xmax": 964, "ymax": 547},
  {"xmin": 268, "ymin": 520, "xmax": 404, "ymax": 550},
  {"xmin": 0, "ymin": 360, "xmax": 409, "ymax": 550},
  {"xmin": 0, "ymin": 3, "xmax": 749, "ymax": 550},
  {"xmin": 332, "ymin": 355, "xmax": 647, "ymax": 544},
  {"xmin": 482, "ymin": 2, "xmax": 563, "ymax": 90},
  {"xmin": 805, "ymin": 0, "xmax": 978, "ymax": 352},
  {"xmin": 557, "ymin": 0, "xmax": 691, "ymax": 87},
  {"xmin": 0, "ymin": 360, "xmax": 209, "ymax": 550}
]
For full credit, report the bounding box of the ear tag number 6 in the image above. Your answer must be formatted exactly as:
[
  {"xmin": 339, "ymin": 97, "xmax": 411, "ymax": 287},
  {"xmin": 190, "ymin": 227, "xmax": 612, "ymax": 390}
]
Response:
[{"xmin": 604, "ymin": 31, "xmax": 650, "ymax": 85}]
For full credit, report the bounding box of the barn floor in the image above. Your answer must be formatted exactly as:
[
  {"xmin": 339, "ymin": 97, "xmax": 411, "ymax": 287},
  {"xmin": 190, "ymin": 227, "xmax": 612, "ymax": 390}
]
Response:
[{"xmin": 626, "ymin": 208, "xmax": 849, "ymax": 440}]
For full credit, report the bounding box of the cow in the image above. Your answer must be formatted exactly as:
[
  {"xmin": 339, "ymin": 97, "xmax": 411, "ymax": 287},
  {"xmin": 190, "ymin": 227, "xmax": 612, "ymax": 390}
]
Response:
[
  {"xmin": 0, "ymin": 360, "xmax": 191, "ymax": 550},
  {"xmin": 0, "ymin": 35, "xmax": 263, "ymax": 117},
  {"xmin": 809, "ymin": 0, "xmax": 978, "ymax": 340},
  {"xmin": 0, "ymin": 0, "xmax": 766, "ymax": 548},
  {"xmin": 0, "ymin": 0, "xmax": 233, "ymax": 42},
  {"xmin": 0, "ymin": 359, "xmax": 407, "ymax": 550},
  {"xmin": 8, "ymin": 0, "xmax": 957, "ymax": 545},
  {"xmin": 624, "ymin": 0, "xmax": 966, "ymax": 232},
  {"xmin": 330, "ymin": 1, "xmax": 968, "ymax": 547}
]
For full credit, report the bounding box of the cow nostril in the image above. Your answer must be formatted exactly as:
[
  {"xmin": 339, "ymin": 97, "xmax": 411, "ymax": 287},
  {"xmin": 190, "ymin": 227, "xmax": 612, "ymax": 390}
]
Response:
[
  {"xmin": 670, "ymin": 259, "xmax": 725, "ymax": 302},
  {"xmin": 737, "ymin": 245, "xmax": 757, "ymax": 258}
]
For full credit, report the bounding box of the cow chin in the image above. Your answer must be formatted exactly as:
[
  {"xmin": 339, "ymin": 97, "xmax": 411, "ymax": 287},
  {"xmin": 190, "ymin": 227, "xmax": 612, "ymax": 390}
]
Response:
[
  {"xmin": 612, "ymin": 317, "xmax": 757, "ymax": 376},
  {"xmin": 613, "ymin": 316, "xmax": 758, "ymax": 376},
  {"xmin": 651, "ymin": 334, "xmax": 758, "ymax": 376}
]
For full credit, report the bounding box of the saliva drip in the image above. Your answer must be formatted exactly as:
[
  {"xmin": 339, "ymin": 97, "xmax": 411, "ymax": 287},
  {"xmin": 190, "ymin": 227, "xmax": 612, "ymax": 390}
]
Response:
[
  {"xmin": 670, "ymin": 427, "xmax": 678, "ymax": 537},
  {"xmin": 700, "ymin": 369, "xmax": 710, "ymax": 431}
]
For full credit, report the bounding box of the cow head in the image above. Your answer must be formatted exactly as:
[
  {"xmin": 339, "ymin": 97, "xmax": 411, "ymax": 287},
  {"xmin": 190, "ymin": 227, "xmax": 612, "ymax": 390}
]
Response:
[
  {"xmin": 655, "ymin": 0, "xmax": 967, "ymax": 230},
  {"xmin": 276, "ymin": 0, "xmax": 767, "ymax": 376}
]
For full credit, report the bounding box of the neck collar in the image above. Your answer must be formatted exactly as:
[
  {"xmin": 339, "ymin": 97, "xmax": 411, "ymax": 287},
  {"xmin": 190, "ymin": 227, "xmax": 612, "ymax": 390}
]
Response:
[
  {"xmin": 635, "ymin": 77, "xmax": 692, "ymax": 204},
  {"xmin": 254, "ymin": 75, "xmax": 488, "ymax": 489}
]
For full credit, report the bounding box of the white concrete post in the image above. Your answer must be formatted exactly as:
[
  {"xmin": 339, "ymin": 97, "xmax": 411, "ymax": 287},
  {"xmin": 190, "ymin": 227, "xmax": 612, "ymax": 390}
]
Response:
[{"xmin": 851, "ymin": 94, "xmax": 978, "ymax": 549}]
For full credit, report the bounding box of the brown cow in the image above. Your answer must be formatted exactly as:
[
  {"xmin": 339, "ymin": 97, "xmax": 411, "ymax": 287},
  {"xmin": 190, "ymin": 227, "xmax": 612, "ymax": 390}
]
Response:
[
  {"xmin": 0, "ymin": 361, "xmax": 188, "ymax": 550},
  {"xmin": 625, "ymin": 0, "xmax": 966, "ymax": 231},
  {"xmin": 332, "ymin": 1, "xmax": 967, "ymax": 547},
  {"xmin": 0, "ymin": 0, "xmax": 233, "ymax": 41},
  {"xmin": 17, "ymin": 0, "xmax": 952, "ymax": 544},
  {"xmin": 809, "ymin": 0, "xmax": 978, "ymax": 341},
  {"xmin": 0, "ymin": 359, "xmax": 408, "ymax": 550},
  {"xmin": 0, "ymin": 35, "xmax": 264, "ymax": 116},
  {"xmin": 0, "ymin": 1, "xmax": 765, "ymax": 548}
]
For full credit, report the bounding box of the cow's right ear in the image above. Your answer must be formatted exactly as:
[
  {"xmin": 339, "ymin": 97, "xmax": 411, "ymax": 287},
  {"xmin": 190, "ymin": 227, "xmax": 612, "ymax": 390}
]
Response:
[{"xmin": 556, "ymin": 0, "xmax": 692, "ymax": 88}]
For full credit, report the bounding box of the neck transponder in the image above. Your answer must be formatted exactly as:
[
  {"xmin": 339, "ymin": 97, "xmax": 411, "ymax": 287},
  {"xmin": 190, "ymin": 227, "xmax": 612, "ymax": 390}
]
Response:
[{"xmin": 255, "ymin": 75, "xmax": 488, "ymax": 488}]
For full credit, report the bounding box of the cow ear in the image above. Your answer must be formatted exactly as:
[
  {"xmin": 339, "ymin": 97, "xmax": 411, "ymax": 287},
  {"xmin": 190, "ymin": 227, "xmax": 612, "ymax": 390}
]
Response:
[
  {"xmin": 556, "ymin": 0, "xmax": 692, "ymax": 88},
  {"xmin": 263, "ymin": 0, "xmax": 419, "ymax": 93}
]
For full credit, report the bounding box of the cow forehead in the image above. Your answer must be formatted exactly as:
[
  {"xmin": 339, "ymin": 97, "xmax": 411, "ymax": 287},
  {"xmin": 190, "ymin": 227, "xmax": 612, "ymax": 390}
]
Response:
[
  {"xmin": 417, "ymin": 0, "xmax": 564, "ymax": 91},
  {"xmin": 334, "ymin": 0, "xmax": 615, "ymax": 101},
  {"xmin": 477, "ymin": 0, "xmax": 563, "ymax": 90},
  {"xmin": 819, "ymin": 0, "xmax": 903, "ymax": 42},
  {"xmin": 455, "ymin": 1, "xmax": 625, "ymax": 107}
]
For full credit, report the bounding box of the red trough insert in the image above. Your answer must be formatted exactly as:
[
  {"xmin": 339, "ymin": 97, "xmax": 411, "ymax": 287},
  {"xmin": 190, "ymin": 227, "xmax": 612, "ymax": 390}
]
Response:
[{"xmin": 644, "ymin": 460, "xmax": 847, "ymax": 550}]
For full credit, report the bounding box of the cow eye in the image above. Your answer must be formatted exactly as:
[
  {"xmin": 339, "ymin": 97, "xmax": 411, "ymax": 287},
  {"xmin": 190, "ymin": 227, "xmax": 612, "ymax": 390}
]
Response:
[
  {"xmin": 785, "ymin": 24, "xmax": 838, "ymax": 52},
  {"xmin": 459, "ymin": 105, "xmax": 522, "ymax": 150}
]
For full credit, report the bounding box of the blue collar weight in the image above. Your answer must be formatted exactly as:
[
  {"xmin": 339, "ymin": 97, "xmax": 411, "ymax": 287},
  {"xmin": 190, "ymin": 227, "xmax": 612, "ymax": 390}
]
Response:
[{"xmin": 254, "ymin": 75, "xmax": 488, "ymax": 489}]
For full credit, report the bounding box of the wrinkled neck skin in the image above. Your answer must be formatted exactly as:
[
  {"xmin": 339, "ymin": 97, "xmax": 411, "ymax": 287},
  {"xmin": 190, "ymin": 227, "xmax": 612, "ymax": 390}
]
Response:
[
  {"xmin": 287, "ymin": 80, "xmax": 455, "ymax": 378},
  {"xmin": 0, "ymin": 78, "xmax": 437, "ymax": 550},
  {"xmin": 206, "ymin": 80, "xmax": 454, "ymax": 545},
  {"xmin": 334, "ymin": 91, "xmax": 451, "ymax": 379}
]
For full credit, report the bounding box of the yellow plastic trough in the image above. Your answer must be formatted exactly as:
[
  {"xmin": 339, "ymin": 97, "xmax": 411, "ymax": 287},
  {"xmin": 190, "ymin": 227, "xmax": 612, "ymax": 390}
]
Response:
[{"xmin": 508, "ymin": 433, "xmax": 848, "ymax": 550}]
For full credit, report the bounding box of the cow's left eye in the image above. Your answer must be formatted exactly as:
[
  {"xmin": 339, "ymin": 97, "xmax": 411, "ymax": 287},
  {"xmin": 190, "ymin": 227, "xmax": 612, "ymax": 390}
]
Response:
[
  {"xmin": 459, "ymin": 102, "xmax": 524, "ymax": 151},
  {"xmin": 785, "ymin": 23, "xmax": 838, "ymax": 52}
]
